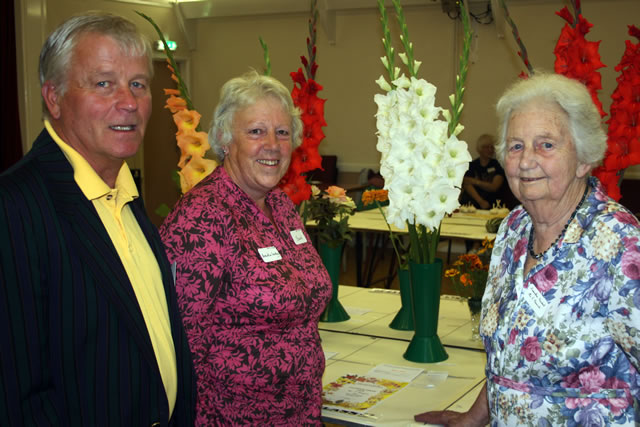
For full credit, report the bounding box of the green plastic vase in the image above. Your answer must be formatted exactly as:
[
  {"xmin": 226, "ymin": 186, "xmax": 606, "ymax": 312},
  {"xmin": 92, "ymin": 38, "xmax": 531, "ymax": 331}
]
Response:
[
  {"xmin": 389, "ymin": 268, "xmax": 414, "ymax": 330},
  {"xmin": 403, "ymin": 259, "xmax": 448, "ymax": 363},
  {"xmin": 319, "ymin": 241, "xmax": 350, "ymax": 322}
]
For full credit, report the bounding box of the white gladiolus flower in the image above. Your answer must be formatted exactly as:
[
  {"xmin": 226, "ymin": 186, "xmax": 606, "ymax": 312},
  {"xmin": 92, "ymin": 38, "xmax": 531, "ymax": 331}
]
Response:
[
  {"xmin": 374, "ymin": 75, "xmax": 471, "ymax": 231},
  {"xmin": 381, "ymin": 56, "xmax": 389, "ymax": 69},
  {"xmin": 399, "ymin": 52, "xmax": 409, "ymax": 66},
  {"xmin": 375, "ymin": 75, "xmax": 392, "ymax": 91},
  {"xmin": 393, "ymin": 74, "xmax": 411, "ymax": 89}
]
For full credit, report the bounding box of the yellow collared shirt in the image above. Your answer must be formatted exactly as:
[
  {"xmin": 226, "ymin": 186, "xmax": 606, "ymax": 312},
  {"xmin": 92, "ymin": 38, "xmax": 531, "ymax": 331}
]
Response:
[{"xmin": 45, "ymin": 120, "xmax": 177, "ymax": 417}]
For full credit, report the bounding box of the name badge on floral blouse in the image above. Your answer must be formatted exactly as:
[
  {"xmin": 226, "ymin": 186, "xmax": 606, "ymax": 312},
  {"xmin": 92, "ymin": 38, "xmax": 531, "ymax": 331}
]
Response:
[
  {"xmin": 258, "ymin": 246, "xmax": 282, "ymax": 263},
  {"xmin": 524, "ymin": 284, "xmax": 548, "ymax": 317},
  {"xmin": 290, "ymin": 229, "xmax": 307, "ymax": 245}
]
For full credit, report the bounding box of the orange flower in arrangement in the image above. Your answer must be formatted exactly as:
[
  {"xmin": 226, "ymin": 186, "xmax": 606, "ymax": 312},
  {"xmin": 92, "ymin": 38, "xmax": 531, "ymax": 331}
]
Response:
[
  {"xmin": 137, "ymin": 12, "xmax": 217, "ymax": 195},
  {"xmin": 361, "ymin": 188, "xmax": 409, "ymax": 270},
  {"xmin": 445, "ymin": 238, "xmax": 493, "ymax": 301},
  {"xmin": 361, "ymin": 189, "xmax": 389, "ymax": 207},
  {"xmin": 304, "ymin": 185, "xmax": 356, "ymax": 248}
]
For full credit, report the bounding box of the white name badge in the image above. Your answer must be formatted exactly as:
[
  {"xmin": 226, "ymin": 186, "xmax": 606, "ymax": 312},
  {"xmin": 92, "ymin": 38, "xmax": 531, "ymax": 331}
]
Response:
[
  {"xmin": 290, "ymin": 229, "xmax": 307, "ymax": 245},
  {"xmin": 524, "ymin": 284, "xmax": 548, "ymax": 317},
  {"xmin": 487, "ymin": 167, "xmax": 496, "ymax": 173},
  {"xmin": 258, "ymin": 246, "xmax": 282, "ymax": 263}
]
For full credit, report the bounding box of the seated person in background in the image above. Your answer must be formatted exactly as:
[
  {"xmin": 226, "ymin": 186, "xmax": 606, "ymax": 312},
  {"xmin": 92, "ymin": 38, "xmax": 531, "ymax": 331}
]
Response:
[{"xmin": 460, "ymin": 134, "xmax": 505, "ymax": 209}]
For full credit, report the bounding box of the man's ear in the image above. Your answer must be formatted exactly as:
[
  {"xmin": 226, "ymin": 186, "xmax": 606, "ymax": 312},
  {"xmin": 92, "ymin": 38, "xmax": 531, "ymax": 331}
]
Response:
[{"xmin": 42, "ymin": 81, "xmax": 62, "ymax": 119}]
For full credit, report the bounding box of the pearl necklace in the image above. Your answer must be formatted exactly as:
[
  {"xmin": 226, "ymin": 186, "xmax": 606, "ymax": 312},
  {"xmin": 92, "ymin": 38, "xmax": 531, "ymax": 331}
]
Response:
[{"xmin": 527, "ymin": 185, "xmax": 589, "ymax": 260}]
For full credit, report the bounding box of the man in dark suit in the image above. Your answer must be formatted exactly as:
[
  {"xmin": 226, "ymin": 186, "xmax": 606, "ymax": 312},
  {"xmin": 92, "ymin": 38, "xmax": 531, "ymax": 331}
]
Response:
[{"xmin": 0, "ymin": 12, "xmax": 196, "ymax": 426}]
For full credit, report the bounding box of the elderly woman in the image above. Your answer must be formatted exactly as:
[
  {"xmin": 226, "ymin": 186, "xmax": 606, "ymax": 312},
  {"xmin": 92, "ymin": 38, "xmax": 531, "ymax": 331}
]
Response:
[
  {"xmin": 416, "ymin": 73, "xmax": 640, "ymax": 425},
  {"xmin": 160, "ymin": 71, "xmax": 331, "ymax": 426}
]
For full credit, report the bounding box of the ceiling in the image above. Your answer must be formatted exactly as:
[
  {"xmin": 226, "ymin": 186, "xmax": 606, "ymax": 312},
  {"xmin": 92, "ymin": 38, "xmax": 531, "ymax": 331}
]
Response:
[{"xmin": 175, "ymin": 0, "xmax": 440, "ymax": 20}]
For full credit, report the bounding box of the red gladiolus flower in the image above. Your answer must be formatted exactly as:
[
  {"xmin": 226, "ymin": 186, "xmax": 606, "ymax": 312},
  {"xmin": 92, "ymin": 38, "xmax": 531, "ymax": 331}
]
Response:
[
  {"xmin": 593, "ymin": 25, "xmax": 640, "ymax": 200},
  {"xmin": 554, "ymin": 10, "xmax": 606, "ymax": 117},
  {"xmin": 279, "ymin": 68, "xmax": 327, "ymax": 204}
]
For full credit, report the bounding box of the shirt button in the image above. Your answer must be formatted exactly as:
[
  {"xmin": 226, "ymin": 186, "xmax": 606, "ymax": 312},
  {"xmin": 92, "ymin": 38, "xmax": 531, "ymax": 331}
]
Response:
[{"xmin": 106, "ymin": 195, "xmax": 113, "ymax": 200}]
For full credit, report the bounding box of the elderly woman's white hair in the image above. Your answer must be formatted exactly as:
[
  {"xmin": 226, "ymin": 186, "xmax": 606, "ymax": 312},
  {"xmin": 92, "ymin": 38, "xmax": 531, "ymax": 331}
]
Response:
[
  {"xmin": 495, "ymin": 72, "xmax": 607, "ymax": 168},
  {"xmin": 209, "ymin": 70, "xmax": 303, "ymax": 161}
]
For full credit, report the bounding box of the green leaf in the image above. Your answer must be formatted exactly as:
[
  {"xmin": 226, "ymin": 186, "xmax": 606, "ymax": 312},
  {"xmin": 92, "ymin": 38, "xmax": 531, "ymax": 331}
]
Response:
[{"xmin": 155, "ymin": 203, "xmax": 171, "ymax": 218}]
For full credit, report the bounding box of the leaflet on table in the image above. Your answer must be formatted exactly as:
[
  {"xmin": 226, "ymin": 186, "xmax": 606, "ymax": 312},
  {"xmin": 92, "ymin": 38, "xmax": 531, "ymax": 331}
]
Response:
[{"xmin": 322, "ymin": 364, "xmax": 423, "ymax": 413}]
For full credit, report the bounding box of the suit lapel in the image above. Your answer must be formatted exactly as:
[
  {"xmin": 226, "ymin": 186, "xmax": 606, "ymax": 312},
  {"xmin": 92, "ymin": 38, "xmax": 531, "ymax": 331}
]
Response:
[{"xmin": 35, "ymin": 130, "xmax": 158, "ymax": 368}]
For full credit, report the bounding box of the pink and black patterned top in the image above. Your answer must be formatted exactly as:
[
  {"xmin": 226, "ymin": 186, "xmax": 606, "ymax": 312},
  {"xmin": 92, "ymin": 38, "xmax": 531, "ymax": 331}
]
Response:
[{"xmin": 159, "ymin": 166, "xmax": 331, "ymax": 426}]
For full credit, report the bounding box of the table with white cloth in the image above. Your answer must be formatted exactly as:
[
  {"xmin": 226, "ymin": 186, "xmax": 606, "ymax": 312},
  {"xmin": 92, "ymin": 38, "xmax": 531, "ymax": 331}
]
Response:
[{"xmin": 320, "ymin": 286, "xmax": 487, "ymax": 426}]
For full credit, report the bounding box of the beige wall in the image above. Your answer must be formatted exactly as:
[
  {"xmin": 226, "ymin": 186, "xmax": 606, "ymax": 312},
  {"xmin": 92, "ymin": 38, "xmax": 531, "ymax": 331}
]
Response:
[{"xmin": 14, "ymin": 0, "xmax": 640, "ymax": 178}]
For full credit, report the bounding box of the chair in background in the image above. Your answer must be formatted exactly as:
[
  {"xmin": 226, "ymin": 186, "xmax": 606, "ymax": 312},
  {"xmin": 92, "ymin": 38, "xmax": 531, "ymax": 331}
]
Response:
[{"xmin": 307, "ymin": 155, "xmax": 338, "ymax": 189}]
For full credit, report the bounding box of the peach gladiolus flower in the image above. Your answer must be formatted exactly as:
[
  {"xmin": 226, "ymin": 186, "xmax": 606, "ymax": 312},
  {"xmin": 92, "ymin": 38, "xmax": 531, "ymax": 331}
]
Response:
[
  {"xmin": 179, "ymin": 156, "xmax": 218, "ymax": 193},
  {"xmin": 177, "ymin": 130, "xmax": 210, "ymax": 168},
  {"xmin": 173, "ymin": 109, "xmax": 202, "ymax": 133},
  {"xmin": 165, "ymin": 95, "xmax": 187, "ymax": 113}
]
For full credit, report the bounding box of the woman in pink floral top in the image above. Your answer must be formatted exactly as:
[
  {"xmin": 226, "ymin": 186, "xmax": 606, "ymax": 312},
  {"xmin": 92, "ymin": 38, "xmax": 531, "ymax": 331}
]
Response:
[
  {"xmin": 160, "ymin": 71, "xmax": 331, "ymax": 426},
  {"xmin": 417, "ymin": 73, "xmax": 640, "ymax": 426}
]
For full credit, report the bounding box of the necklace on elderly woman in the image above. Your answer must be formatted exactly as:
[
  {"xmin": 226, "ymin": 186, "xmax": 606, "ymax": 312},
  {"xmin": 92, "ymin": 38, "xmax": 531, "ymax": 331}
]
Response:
[{"xmin": 527, "ymin": 184, "xmax": 589, "ymax": 260}]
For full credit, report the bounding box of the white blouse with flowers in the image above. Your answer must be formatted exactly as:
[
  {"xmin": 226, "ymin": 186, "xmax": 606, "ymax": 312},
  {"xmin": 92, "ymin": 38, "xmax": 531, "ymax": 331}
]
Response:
[{"xmin": 481, "ymin": 177, "xmax": 640, "ymax": 426}]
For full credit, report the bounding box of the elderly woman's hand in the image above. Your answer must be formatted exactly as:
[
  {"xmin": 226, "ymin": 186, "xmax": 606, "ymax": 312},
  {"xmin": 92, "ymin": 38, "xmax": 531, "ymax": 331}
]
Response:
[
  {"xmin": 415, "ymin": 383, "xmax": 488, "ymax": 426},
  {"xmin": 414, "ymin": 409, "xmax": 478, "ymax": 426}
]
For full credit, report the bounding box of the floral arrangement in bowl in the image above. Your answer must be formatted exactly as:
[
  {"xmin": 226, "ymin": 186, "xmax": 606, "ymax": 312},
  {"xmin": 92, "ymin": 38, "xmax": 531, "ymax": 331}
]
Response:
[
  {"xmin": 304, "ymin": 185, "xmax": 356, "ymax": 248},
  {"xmin": 445, "ymin": 238, "xmax": 494, "ymax": 304}
]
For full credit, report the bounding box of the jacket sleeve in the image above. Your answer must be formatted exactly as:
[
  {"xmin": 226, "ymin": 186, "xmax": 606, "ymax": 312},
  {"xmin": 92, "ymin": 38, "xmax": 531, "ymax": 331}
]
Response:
[{"xmin": 0, "ymin": 177, "xmax": 61, "ymax": 426}]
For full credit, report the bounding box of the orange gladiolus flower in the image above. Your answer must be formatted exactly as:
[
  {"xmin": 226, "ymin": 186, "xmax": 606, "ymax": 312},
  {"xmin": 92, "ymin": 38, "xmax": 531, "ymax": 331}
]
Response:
[
  {"xmin": 173, "ymin": 109, "xmax": 202, "ymax": 134},
  {"xmin": 164, "ymin": 88, "xmax": 180, "ymax": 96},
  {"xmin": 165, "ymin": 95, "xmax": 187, "ymax": 113},
  {"xmin": 179, "ymin": 156, "xmax": 218, "ymax": 193},
  {"xmin": 177, "ymin": 130, "xmax": 210, "ymax": 168}
]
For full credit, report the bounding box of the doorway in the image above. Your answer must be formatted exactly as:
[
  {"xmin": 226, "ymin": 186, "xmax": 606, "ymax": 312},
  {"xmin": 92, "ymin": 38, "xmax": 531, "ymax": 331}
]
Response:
[{"xmin": 142, "ymin": 59, "xmax": 184, "ymax": 227}]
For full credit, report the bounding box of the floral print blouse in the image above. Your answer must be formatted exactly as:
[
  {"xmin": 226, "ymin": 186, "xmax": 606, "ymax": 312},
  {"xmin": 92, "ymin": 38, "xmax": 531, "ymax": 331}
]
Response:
[
  {"xmin": 480, "ymin": 177, "xmax": 640, "ymax": 426},
  {"xmin": 159, "ymin": 167, "xmax": 331, "ymax": 426}
]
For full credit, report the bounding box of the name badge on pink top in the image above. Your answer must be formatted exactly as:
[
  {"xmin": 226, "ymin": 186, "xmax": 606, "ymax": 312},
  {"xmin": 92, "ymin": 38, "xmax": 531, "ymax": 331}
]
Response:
[
  {"xmin": 258, "ymin": 246, "xmax": 282, "ymax": 263},
  {"xmin": 290, "ymin": 229, "xmax": 307, "ymax": 245}
]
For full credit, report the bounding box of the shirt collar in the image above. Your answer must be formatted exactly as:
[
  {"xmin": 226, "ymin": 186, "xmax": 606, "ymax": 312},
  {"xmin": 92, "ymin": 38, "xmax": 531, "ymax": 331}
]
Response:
[{"xmin": 45, "ymin": 119, "xmax": 139, "ymax": 201}]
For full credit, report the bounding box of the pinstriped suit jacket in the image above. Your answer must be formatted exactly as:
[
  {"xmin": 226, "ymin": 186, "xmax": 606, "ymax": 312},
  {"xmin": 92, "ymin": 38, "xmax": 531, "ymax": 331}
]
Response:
[{"xmin": 0, "ymin": 130, "xmax": 196, "ymax": 426}]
